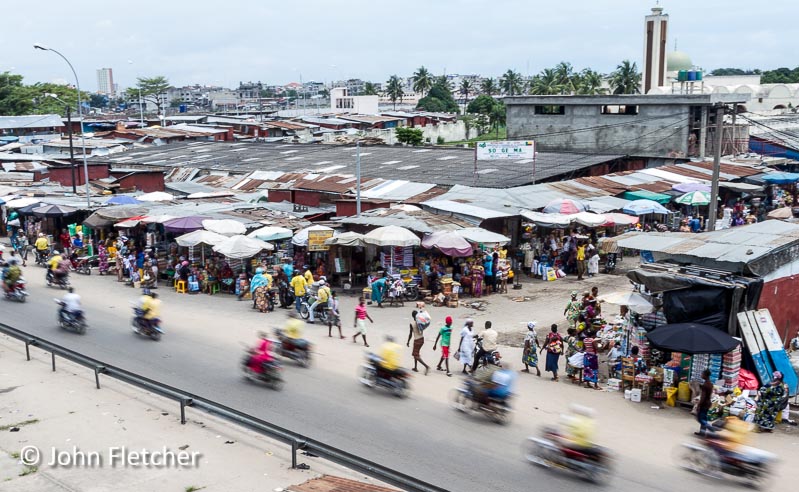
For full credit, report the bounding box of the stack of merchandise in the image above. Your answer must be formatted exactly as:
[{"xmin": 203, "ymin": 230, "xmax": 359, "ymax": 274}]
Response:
[
  {"xmin": 380, "ymin": 246, "xmax": 414, "ymax": 271},
  {"xmin": 721, "ymin": 346, "xmax": 742, "ymax": 391},
  {"xmin": 691, "ymin": 354, "xmax": 710, "ymax": 382},
  {"xmin": 640, "ymin": 311, "xmax": 667, "ymax": 330},
  {"xmin": 634, "ymin": 328, "xmax": 651, "ymax": 363},
  {"xmin": 709, "ymin": 354, "xmax": 723, "ymax": 382}
]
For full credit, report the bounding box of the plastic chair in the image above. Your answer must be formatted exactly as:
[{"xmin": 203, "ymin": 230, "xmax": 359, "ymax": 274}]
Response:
[
  {"xmin": 210, "ymin": 282, "xmax": 220, "ymax": 295},
  {"xmin": 175, "ymin": 280, "xmax": 187, "ymax": 294}
]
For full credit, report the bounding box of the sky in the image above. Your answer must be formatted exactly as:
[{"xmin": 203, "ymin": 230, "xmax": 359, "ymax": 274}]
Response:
[{"xmin": 2, "ymin": 0, "xmax": 796, "ymax": 92}]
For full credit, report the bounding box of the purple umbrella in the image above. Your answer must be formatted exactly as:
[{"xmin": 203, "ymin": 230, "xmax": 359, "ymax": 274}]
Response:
[
  {"xmin": 421, "ymin": 231, "xmax": 474, "ymax": 257},
  {"xmin": 672, "ymin": 182, "xmax": 710, "ymax": 193},
  {"xmin": 162, "ymin": 216, "xmax": 211, "ymax": 233}
]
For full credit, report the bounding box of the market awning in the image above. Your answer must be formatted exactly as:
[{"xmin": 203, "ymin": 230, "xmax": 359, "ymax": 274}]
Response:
[
  {"xmin": 718, "ymin": 182, "xmax": 764, "ymax": 193},
  {"xmin": 520, "ymin": 210, "xmax": 572, "ymax": 229},
  {"xmin": 622, "ymin": 190, "xmax": 672, "ymax": 204}
]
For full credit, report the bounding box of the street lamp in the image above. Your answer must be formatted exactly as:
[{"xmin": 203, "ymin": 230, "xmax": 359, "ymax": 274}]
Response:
[
  {"xmin": 45, "ymin": 93, "xmax": 77, "ymax": 194},
  {"xmin": 34, "ymin": 43, "xmax": 91, "ymax": 209}
]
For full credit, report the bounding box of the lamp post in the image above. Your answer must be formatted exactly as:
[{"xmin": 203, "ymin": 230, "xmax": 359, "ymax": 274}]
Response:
[
  {"xmin": 45, "ymin": 93, "xmax": 77, "ymax": 194},
  {"xmin": 34, "ymin": 43, "xmax": 91, "ymax": 209}
]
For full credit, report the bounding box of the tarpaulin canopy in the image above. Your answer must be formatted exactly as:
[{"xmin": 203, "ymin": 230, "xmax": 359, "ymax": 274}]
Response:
[
  {"xmin": 95, "ymin": 206, "xmax": 149, "ymax": 220},
  {"xmin": 421, "ymin": 231, "xmax": 474, "ymax": 257},
  {"xmin": 3, "ymin": 197, "xmax": 43, "ymax": 209},
  {"xmin": 645, "ymin": 323, "xmax": 740, "ymax": 354},
  {"xmin": 454, "ymin": 227, "xmax": 510, "ymax": 245},
  {"xmin": 137, "ymin": 191, "xmax": 175, "ymax": 202},
  {"xmin": 520, "ymin": 210, "xmax": 572, "ymax": 229},
  {"xmin": 767, "ymin": 207, "xmax": 794, "ymax": 219},
  {"xmin": 248, "ymin": 226, "xmax": 294, "ymax": 242},
  {"xmin": 363, "ymin": 225, "xmax": 420, "ymax": 247},
  {"xmin": 598, "ymin": 291, "xmax": 654, "ymax": 313},
  {"xmin": 762, "ymin": 172, "xmax": 799, "ymax": 185},
  {"xmin": 83, "ymin": 212, "xmax": 115, "ymax": 228},
  {"xmin": 623, "ymin": 199, "xmax": 671, "ymax": 215},
  {"xmin": 13, "ymin": 201, "xmax": 49, "ymax": 214},
  {"xmin": 600, "ymin": 213, "xmax": 639, "ymax": 227},
  {"xmin": 176, "ymin": 229, "xmax": 228, "ymax": 247},
  {"xmin": 202, "ymin": 219, "xmax": 246, "ymax": 236},
  {"xmin": 324, "ymin": 231, "xmax": 366, "ymax": 247},
  {"xmin": 114, "ymin": 216, "xmax": 148, "ymax": 228},
  {"xmin": 163, "ymin": 216, "xmax": 210, "ymax": 233},
  {"xmin": 572, "ymin": 211, "xmax": 607, "ymax": 227},
  {"xmin": 213, "ymin": 235, "xmax": 274, "ymax": 258},
  {"xmin": 622, "ymin": 190, "xmax": 672, "ymax": 204},
  {"xmin": 672, "ymin": 182, "xmax": 710, "ymax": 193},
  {"xmin": 106, "ymin": 195, "xmax": 142, "ymax": 205}
]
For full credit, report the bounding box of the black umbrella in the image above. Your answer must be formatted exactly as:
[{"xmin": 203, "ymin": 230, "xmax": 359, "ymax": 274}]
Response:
[
  {"xmin": 83, "ymin": 212, "xmax": 114, "ymax": 229},
  {"xmin": 645, "ymin": 323, "xmax": 740, "ymax": 354},
  {"xmin": 15, "ymin": 201, "xmax": 49, "ymax": 215},
  {"xmin": 32, "ymin": 204, "xmax": 78, "ymax": 218}
]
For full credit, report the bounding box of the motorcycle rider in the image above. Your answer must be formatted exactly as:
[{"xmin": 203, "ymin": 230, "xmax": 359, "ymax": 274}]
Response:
[
  {"xmin": 471, "ymin": 320, "xmax": 499, "ymax": 372},
  {"xmin": 290, "ymin": 271, "xmax": 307, "ymax": 313},
  {"xmin": 470, "ymin": 363, "xmax": 515, "ymax": 406},
  {"xmin": 46, "ymin": 250, "xmax": 66, "ymax": 284},
  {"xmin": 2, "ymin": 256, "xmax": 21, "ymax": 294},
  {"xmin": 377, "ymin": 335, "xmax": 403, "ymax": 379},
  {"xmin": 303, "ymin": 265, "xmax": 314, "ymax": 287},
  {"xmin": 59, "ymin": 286, "xmax": 83, "ymax": 321},
  {"xmin": 34, "ymin": 233, "xmax": 49, "ymax": 263},
  {"xmin": 308, "ymin": 279, "xmax": 331, "ymax": 324},
  {"xmin": 139, "ymin": 291, "xmax": 161, "ymax": 332},
  {"xmin": 280, "ymin": 311, "xmax": 309, "ymax": 351},
  {"xmin": 247, "ymin": 332, "xmax": 275, "ymax": 374},
  {"xmin": 559, "ymin": 404, "xmax": 599, "ymax": 455}
]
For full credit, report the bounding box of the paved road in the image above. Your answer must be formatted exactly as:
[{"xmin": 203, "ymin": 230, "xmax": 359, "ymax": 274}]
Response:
[{"xmin": 1, "ymin": 269, "xmax": 731, "ymax": 492}]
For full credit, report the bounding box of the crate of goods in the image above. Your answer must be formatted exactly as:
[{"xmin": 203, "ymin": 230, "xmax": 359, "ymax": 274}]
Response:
[
  {"xmin": 607, "ymin": 378, "xmax": 621, "ymax": 391},
  {"xmin": 630, "ymin": 388, "xmax": 642, "ymax": 402}
]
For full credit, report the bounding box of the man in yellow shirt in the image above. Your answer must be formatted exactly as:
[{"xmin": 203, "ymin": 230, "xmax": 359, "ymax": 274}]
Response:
[
  {"xmin": 560, "ymin": 404, "xmax": 597, "ymax": 450},
  {"xmin": 284, "ymin": 312, "xmax": 304, "ymax": 340},
  {"xmin": 47, "ymin": 250, "xmax": 63, "ymax": 283},
  {"xmin": 303, "ymin": 265, "xmax": 314, "ymax": 286},
  {"xmin": 34, "ymin": 233, "xmax": 49, "ymax": 262},
  {"xmin": 379, "ymin": 336, "xmax": 402, "ymax": 373},
  {"xmin": 576, "ymin": 241, "xmax": 587, "ymax": 281},
  {"xmin": 290, "ymin": 272, "xmax": 307, "ymax": 313},
  {"xmin": 309, "ymin": 280, "xmax": 331, "ymax": 324}
]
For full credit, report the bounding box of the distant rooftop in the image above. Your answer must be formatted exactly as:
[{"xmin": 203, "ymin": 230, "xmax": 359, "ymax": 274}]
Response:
[{"xmin": 0, "ymin": 114, "xmax": 64, "ymax": 130}]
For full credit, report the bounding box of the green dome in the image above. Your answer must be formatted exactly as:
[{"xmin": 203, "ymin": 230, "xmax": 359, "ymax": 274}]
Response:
[{"xmin": 667, "ymin": 51, "xmax": 693, "ymax": 72}]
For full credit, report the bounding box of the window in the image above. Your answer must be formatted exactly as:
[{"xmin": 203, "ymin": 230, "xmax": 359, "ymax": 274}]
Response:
[
  {"xmin": 600, "ymin": 105, "xmax": 639, "ymax": 115},
  {"xmin": 534, "ymin": 105, "xmax": 565, "ymax": 115}
]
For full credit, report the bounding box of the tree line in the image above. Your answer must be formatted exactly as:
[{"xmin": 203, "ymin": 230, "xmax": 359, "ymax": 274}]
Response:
[{"xmin": 710, "ymin": 66, "xmax": 799, "ymax": 84}]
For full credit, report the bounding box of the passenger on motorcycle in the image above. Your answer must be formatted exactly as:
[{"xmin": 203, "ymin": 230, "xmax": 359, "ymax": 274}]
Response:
[
  {"xmin": 377, "ymin": 335, "xmax": 404, "ymax": 378},
  {"xmin": 308, "ymin": 279, "xmax": 331, "ymax": 324},
  {"xmin": 60, "ymin": 287, "xmax": 82, "ymax": 319},
  {"xmin": 47, "ymin": 250, "xmax": 70, "ymax": 283},
  {"xmin": 559, "ymin": 404, "xmax": 599, "ymax": 454},
  {"xmin": 2, "ymin": 257, "xmax": 21, "ymax": 293},
  {"xmin": 470, "ymin": 364, "xmax": 515, "ymax": 405},
  {"xmin": 248, "ymin": 332, "xmax": 275, "ymax": 374}
]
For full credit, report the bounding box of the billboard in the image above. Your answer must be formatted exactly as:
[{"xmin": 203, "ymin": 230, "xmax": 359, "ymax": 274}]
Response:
[
  {"xmin": 307, "ymin": 230, "xmax": 334, "ymax": 251},
  {"xmin": 475, "ymin": 140, "xmax": 535, "ymax": 160}
]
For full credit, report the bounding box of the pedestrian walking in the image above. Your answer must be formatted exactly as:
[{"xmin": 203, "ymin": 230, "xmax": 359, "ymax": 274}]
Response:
[
  {"xmin": 522, "ymin": 321, "xmax": 541, "ymax": 376},
  {"xmin": 695, "ymin": 369, "xmax": 714, "ymax": 436},
  {"xmin": 352, "ymin": 297, "xmax": 373, "ymax": 347},
  {"xmin": 576, "ymin": 240, "xmax": 587, "ymax": 280},
  {"xmin": 433, "ymin": 316, "xmax": 453, "ymax": 376},
  {"xmin": 407, "ymin": 304, "xmax": 431, "ymax": 375},
  {"xmin": 456, "ymin": 319, "xmax": 475, "ymax": 374},
  {"xmin": 328, "ymin": 291, "xmax": 344, "ymax": 339},
  {"xmin": 541, "ymin": 324, "xmax": 564, "ymax": 382}
]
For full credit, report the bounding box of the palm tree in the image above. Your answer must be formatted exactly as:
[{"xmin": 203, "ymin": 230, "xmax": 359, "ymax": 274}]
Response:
[
  {"xmin": 500, "ymin": 69, "xmax": 523, "ymax": 96},
  {"xmin": 412, "ymin": 66, "xmax": 432, "ymax": 96},
  {"xmin": 385, "ymin": 75, "xmax": 404, "ymax": 110},
  {"xmin": 554, "ymin": 62, "xmax": 577, "ymax": 94},
  {"xmin": 529, "ymin": 69, "xmax": 561, "ymax": 95},
  {"xmin": 480, "ymin": 77, "xmax": 497, "ymax": 96},
  {"xmin": 576, "ymin": 69, "xmax": 605, "ymax": 95},
  {"xmin": 459, "ymin": 79, "xmax": 472, "ymax": 102},
  {"xmin": 362, "ymin": 82, "xmax": 378, "ymax": 95},
  {"xmin": 609, "ymin": 60, "xmax": 642, "ymax": 95}
]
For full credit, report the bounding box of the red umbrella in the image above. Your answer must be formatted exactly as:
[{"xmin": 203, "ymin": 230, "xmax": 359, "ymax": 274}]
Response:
[
  {"xmin": 542, "ymin": 198, "xmax": 586, "ymax": 215},
  {"xmin": 163, "ymin": 216, "xmax": 211, "ymax": 233},
  {"xmin": 601, "ymin": 213, "xmax": 639, "ymax": 227}
]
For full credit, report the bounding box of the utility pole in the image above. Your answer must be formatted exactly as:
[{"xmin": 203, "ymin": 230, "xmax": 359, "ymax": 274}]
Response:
[
  {"xmin": 65, "ymin": 105, "xmax": 77, "ymax": 193},
  {"xmin": 356, "ymin": 140, "xmax": 362, "ymax": 217},
  {"xmin": 707, "ymin": 104, "xmax": 724, "ymax": 232},
  {"xmin": 699, "ymin": 106, "xmax": 708, "ymax": 160}
]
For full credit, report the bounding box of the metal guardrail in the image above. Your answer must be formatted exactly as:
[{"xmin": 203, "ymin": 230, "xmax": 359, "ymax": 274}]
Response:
[{"xmin": 0, "ymin": 322, "xmax": 447, "ymax": 492}]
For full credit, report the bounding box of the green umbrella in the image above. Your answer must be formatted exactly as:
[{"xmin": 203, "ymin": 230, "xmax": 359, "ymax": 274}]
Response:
[{"xmin": 675, "ymin": 191, "xmax": 711, "ymax": 206}]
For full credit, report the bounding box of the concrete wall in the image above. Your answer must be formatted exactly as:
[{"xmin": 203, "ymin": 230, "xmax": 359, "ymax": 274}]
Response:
[{"xmin": 506, "ymin": 101, "xmax": 692, "ymax": 157}]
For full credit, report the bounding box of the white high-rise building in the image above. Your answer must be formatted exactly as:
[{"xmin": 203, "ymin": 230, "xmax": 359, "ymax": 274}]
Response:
[
  {"xmin": 96, "ymin": 68, "xmax": 115, "ymax": 97},
  {"xmin": 642, "ymin": 6, "xmax": 668, "ymax": 94}
]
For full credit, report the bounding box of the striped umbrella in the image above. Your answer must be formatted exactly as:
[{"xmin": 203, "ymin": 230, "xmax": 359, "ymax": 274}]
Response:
[{"xmin": 675, "ymin": 191, "xmax": 711, "ymax": 206}]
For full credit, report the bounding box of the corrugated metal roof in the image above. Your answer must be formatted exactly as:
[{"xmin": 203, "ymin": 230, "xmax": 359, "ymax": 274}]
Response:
[
  {"xmin": 361, "ymin": 181, "xmax": 437, "ymax": 201},
  {"xmin": 421, "ymin": 200, "xmax": 516, "ymax": 220},
  {"xmin": 0, "ymin": 114, "xmax": 64, "ymax": 130}
]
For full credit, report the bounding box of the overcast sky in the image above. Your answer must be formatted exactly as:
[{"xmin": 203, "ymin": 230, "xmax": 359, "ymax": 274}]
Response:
[{"xmin": 2, "ymin": 0, "xmax": 796, "ymax": 91}]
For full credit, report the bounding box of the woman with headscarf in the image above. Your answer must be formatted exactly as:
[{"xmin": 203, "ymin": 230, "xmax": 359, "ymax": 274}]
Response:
[
  {"xmin": 97, "ymin": 244, "xmax": 109, "ymax": 275},
  {"xmin": 754, "ymin": 371, "xmax": 788, "ymax": 432},
  {"xmin": 456, "ymin": 319, "xmax": 475, "ymax": 374},
  {"xmin": 370, "ymin": 274, "xmax": 388, "ymax": 307},
  {"xmin": 522, "ymin": 321, "xmax": 541, "ymax": 376},
  {"xmin": 250, "ymin": 267, "xmax": 270, "ymax": 313},
  {"xmin": 563, "ymin": 291, "xmax": 581, "ymax": 329},
  {"xmin": 541, "ymin": 324, "xmax": 564, "ymax": 382},
  {"xmin": 471, "ymin": 261, "xmax": 485, "ymax": 298}
]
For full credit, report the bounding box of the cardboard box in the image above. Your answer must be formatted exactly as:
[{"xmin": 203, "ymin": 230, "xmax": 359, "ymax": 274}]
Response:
[{"xmin": 606, "ymin": 378, "xmax": 621, "ymax": 391}]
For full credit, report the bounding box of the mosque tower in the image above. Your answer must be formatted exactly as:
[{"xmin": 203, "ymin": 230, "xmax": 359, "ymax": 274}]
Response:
[{"xmin": 642, "ymin": 5, "xmax": 668, "ymax": 94}]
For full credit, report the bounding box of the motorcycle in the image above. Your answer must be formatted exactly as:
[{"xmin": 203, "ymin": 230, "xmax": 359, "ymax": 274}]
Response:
[
  {"xmin": 403, "ymin": 281, "xmax": 420, "ymax": 301},
  {"xmin": 46, "ymin": 270, "xmax": 70, "ymax": 289},
  {"xmin": 35, "ymin": 250, "xmax": 49, "ymax": 268},
  {"xmin": 474, "ymin": 337, "xmax": 502, "ymax": 368},
  {"xmin": 241, "ymin": 350, "xmax": 284, "ymax": 390},
  {"xmin": 604, "ymin": 253, "xmax": 617, "ymax": 274},
  {"xmin": 274, "ymin": 328, "xmax": 312, "ymax": 367},
  {"xmin": 71, "ymin": 254, "xmax": 94, "ymax": 275},
  {"xmin": 54, "ymin": 299, "xmax": 86, "ymax": 334},
  {"xmin": 359, "ymin": 352, "xmax": 410, "ymax": 398},
  {"xmin": 131, "ymin": 307, "xmax": 164, "ymax": 341},
  {"xmin": 676, "ymin": 435, "xmax": 776, "ymax": 487},
  {"xmin": 524, "ymin": 426, "xmax": 613, "ymax": 484},
  {"xmin": 4, "ymin": 278, "xmax": 28, "ymax": 303},
  {"xmin": 450, "ymin": 378, "xmax": 512, "ymax": 425},
  {"xmin": 299, "ymin": 295, "xmax": 330, "ymax": 324}
]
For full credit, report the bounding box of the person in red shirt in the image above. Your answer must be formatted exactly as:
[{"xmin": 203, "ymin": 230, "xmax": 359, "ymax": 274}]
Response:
[
  {"xmin": 247, "ymin": 332, "xmax": 274, "ymax": 374},
  {"xmin": 59, "ymin": 229, "xmax": 72, "ymax": 255}
]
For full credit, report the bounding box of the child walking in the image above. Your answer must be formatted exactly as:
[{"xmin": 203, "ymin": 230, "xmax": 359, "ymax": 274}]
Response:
[
  {"xmin": 328, "ymin": 291, "xmax": 344, "ymax": 338},
  {"xmin": 433, "ymin": 316, "xmax": 454, "ymax": 376}
]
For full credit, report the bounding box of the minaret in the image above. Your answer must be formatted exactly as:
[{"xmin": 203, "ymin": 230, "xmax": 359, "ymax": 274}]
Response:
[{"xmin": 643, "ymin": 5, "xmax": 668, "ymax": 94}]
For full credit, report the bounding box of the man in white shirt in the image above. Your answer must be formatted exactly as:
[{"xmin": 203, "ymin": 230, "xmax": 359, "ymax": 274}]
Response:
[
  {"xmin": 60, "ymin": 287, "xmax": 82, "ymax": 320},
  {"xmin": 471, "ymin": 321, "xmax": 499, "ymax": 372}
]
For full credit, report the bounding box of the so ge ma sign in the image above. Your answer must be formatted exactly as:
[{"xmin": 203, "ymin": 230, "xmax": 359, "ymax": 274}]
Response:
[{"xmin": 475, "ymin": 141, "xmax": 535, "ymax": 160}]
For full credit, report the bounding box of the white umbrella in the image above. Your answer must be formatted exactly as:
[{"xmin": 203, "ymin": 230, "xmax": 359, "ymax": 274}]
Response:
[
  {"xmin": 202, "ymin": 219, "xmax": 246, "ymax": 236},
  {"xmin": 175, "ymin": 230, "xmax": 229, "ymax": 247},
  {"xmin": 141, "ymin": 214, "xmax": 177, "ymax": 224},
  {"xmin": 248, "ymin": 226, "xmax": 293, "ymax": 242},
  {"xmin": 454, "ymin": 227, "xmax": 510, "ymax": 245},
  {"xmin": 137, "ymin": 191, "xmax": 175, "ymax": 202},
  {"xmin": 520, "ymin": 210, "xmax": 573, "ymax": 228},
  {"xmin": 292, "ymin": 225, "xmax": 335, "ymax": 246},
  {"xmin": 324, "ymin": 231, "xmax": 366, "ymax": 247},
  {"xmin": 4, "ymin": 197, "xmax": 41, "ymax": 209},
  {"xmin": 363, "ymin": 225, "xmax": 420, "ymax": 247},
  {"xmin": 213, "ymin": 235, "xmax": 274, "ymax": 259},
  {"xmin": 598, "ymin": 291, "xmax": 654, "ymax": 313},
  {"xmin": 573, "ymin": 211, "xmax": 607, "ymax": 228}
]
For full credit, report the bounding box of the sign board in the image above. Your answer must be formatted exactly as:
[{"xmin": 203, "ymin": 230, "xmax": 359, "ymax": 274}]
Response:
[
  {"xmin": 475, "ymin": 140, "xmax": 535, "ymax": 160},
  {"xmin": 308, "ymin": 230, "xmax": 334, "ymax": 251}
]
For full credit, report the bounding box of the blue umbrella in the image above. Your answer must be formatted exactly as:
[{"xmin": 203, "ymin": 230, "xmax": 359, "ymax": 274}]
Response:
[
  {"xmin": 107, "ymin": 195, "xmax": 142, "ymax": 205},
  {"xmin": 762, "ymin": 172, "xmax": 799, "ymax": 185},
  {"xmin": 623, "ymin": 199, "xmax": 671, "ymax": 216}
]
